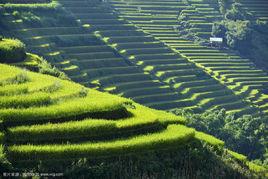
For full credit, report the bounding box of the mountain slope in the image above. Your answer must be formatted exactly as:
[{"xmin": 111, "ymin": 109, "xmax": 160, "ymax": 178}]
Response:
[
  {"xmin": 107, "ymin": 0, "xmax": 268, "ymax": 118},
  {"xmin": 0, "ymin": 63, "xmax": 266, "ymax": 177},
  {"xmin": 1, "ymin": 0, "xmax": 264, "ymax": 117}
]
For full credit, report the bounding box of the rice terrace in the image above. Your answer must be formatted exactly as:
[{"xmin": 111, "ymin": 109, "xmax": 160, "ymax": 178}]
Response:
[{"xmin": 0, "ymin": 0, "xmax": 267, "ymax": 178}]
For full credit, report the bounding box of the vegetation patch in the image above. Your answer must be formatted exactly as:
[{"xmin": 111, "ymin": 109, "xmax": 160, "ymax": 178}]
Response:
[
  {"xmin": 173, "ymin": 108, "xmax": 267, "ymax": 163},
  {"xmin": 212, "ymin": 2, "xmax": 268, "ymax": 70},
  {"xmin": 0, "ymin": 38, "xmax": 26, "ymax": 63},
  {"xmin": 0, "ymin": 71, "xmax": 30, "ymax": 86},
  {"xmin": 11, "ymin": 10, "xmax": 41, "ymax": 26}
]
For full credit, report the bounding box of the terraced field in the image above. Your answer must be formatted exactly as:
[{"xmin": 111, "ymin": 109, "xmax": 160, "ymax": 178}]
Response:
[
  {"xmin": 2, "ymin": 0, "xmax": 267, "ymax": 117},
  {"xmin": 107, "ymin": 0, "xmax": 268, "ymax": 117},
  {"xmin": 178, "ymin": 0, "xmax": 223, "ymax": 39},
  {"xmin": 1, "ymin": 5, "xmax": 190, "ymax": 111},
  {"xmin": 1, "ymin": 0, "xmax": 268, "ymax": 176},
  {"xmin": 52, "ymin": 0, "xmax": 265, "ymax": 116},
  {"xmin": 0, "ymin": 63, "xmax": 226, "ymax": 171},
  {"xmin": 0, "ymin": 64, "xmax": 265, "ymax": 176},
  {"xmin": 1, "ymin": 0, "xmax": 264, "ymax": 116}
]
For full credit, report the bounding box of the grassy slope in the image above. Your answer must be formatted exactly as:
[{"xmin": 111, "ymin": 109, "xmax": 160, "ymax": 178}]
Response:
[
  {"xmin": 3, "ymin": 0, "xmax": 265, "ymax": 118},
  {"xmin": 0, "ymin": 63, "xmax": 266, "ymax": 177},
  {"xmin": 0, "ymin": 1, "xmax": 266, "ymax": 177},
  {"xmin": 0, "ymin": 63, "xmax": 189, "ymax": 160}
]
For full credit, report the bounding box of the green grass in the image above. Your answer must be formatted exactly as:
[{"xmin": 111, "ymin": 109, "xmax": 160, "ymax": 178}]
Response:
[
  {"xmin": 0, "ymin": 64, "xmax": 26, "ymax": 82},
  {"xmin": 0, "ymin": 93, "xmax": 129, "ymax": 125},
  {"xmin": 0, "ymin": 84, "xmax": 28, "ymax": 96},
  {"xmin": 0, "ymin": 92, "xmax": 52, "ymax": 108},
  {"xmin": 0, "ymin": 64, "xmax": 132, "ymax": 126},
  {"xmin": 195, "ymin": 131, "xmax": 224, "ymax": 147},
  {"xmin": 247, "ymin": 162, "xmax": 268, "ymax": 175},
  {"xmin": 0, "ymin": 72, "xmax": 30, "ymax": 86},
  {"xmin": 0, "ymin": 77, "xmax": 59, "ymax": 96},
  {"xmin": 8, "ymin": 125, "xmax": 195, "ymax": 161},
  {"xmin": 227, "ymin": 150, "xmax": 247, "ymax": 162},
  {"xmin": 0, "ymin": 0, "xmax": 60, "ymax": 10},
  {"xmin": 7, "ymin": 104, "xmax": 185, "ymax": 143}
]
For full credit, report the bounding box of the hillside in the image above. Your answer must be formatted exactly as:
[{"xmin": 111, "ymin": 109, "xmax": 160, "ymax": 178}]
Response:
[
  {"xmin": 235, "ymin": 0, "xmax": 268, "ymax": 22},
  {"xmin": 0, "ymin": 63, "xmax": 265, "ymax": 177},
  {"xmin": 0, "ymin": 0, "xmax": 267, "ymax": 177},
  {"xmin": 0, "ymin": 0, "xmax": 259, "ymax": 115},
  {"xmin": 107, "ymin": 0, "xmax": 268, "ymax": 116}
]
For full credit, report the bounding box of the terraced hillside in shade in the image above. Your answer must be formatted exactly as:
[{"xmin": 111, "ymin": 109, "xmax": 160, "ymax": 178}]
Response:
[
  {"xmin": 107, "ymin": 0, "xmax": 268, "ymax": 117},
  {"xmin": 1, "ymin": 3, "xmax": 191, "ymax": 111},
  {"xmin": 2, "ymin": 0, "xmax": 265, "ymax": 118},
  {"xmin": 1, "ymin": 63, "xmax": 264, "ymax": 177}
]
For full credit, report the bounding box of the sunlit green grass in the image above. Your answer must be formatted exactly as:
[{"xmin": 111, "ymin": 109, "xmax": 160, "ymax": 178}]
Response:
[
  {"xmin": 195, "ymin": 131, "xmax": 224, "ymax": 147},
  {"xmin": 0, "ymin": 0, "xmax": 60, "ymax": 10},
  {"xmin": 8, "ymin": 125, "xmax": 195, "ymax": 161},
  {"xmin": 0, "ymin": 92, "xmax": 52, "ymax": 108}
]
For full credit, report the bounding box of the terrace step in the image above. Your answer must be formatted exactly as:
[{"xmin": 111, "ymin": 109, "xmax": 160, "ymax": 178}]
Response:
[
  {"xmin": 122, "ymin": 86, "xmax": 174, "ymax": 98},
  {"xmin": 110, "ymin": 80, "xmax": 163, "ymax": 92},
  {"xmin": 59, "ymin": 45, "xmax": 112, "ymax": 54},
  {"xmin": 78, "ymin": 58, "xmax": 128, "ymax": 68},
  {"xmin": 50, "ymin": 0, "xmax": 267, "ymax": 117},
  {"xmin": 147, "ymin": 99, "xmax": 194, "ymax": 110},
  {"xmin": 133, "ymin": 92, "xmax": 180, "ymax": 104},
  {"xmin": 68, "ymin": 52, "xmax": 117, "ymax": 60}
]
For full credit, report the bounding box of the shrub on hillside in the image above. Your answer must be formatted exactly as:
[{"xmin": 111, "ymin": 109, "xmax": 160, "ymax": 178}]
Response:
[
  {"xmin": 225, "ymin": 3, "xmax": 254, "ymax": 21},
  {"xmin": 0, "ymin": 38, "xmax": 26, "ymax": 63},
  {"xmin": 212, "ymin": 20, "xmax": 252, "ymax": 49},
  {"xmin": 0, "ymin": 71, "xmax": 30, "ymax": 86},
  {"xmin": 212, "ymin": 22, "xmax": 226, "ymax": 38},
  {"xmin": 38, "ymin": 59, "xmax": 69, "ymax": 80},
  {"xmin": 39, "ymin": 12, "xmax": 77, "ymax": 27},
  {"xmin": 10, "ymin": 71, "xmax": 30, "ymax": 84},
  {"xmin": 12, "ymin": 10, "xmax": 41, "ymax": 26},
  {"xmin": 217, "ymin": 0, "xmax": 231, "ymax": 13},
  {"xmin": 78, "ymin": 87, "xmax": 88, "ymax": 97},
  {"xmin": 41, "ymin": 81, "xmax": 62, "ymax": 93}
]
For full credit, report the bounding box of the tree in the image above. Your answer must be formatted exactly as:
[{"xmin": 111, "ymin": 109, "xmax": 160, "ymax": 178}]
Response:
[{"xmin": 172, "ymin": 109, "xmax": 268, "ymax": 160}]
